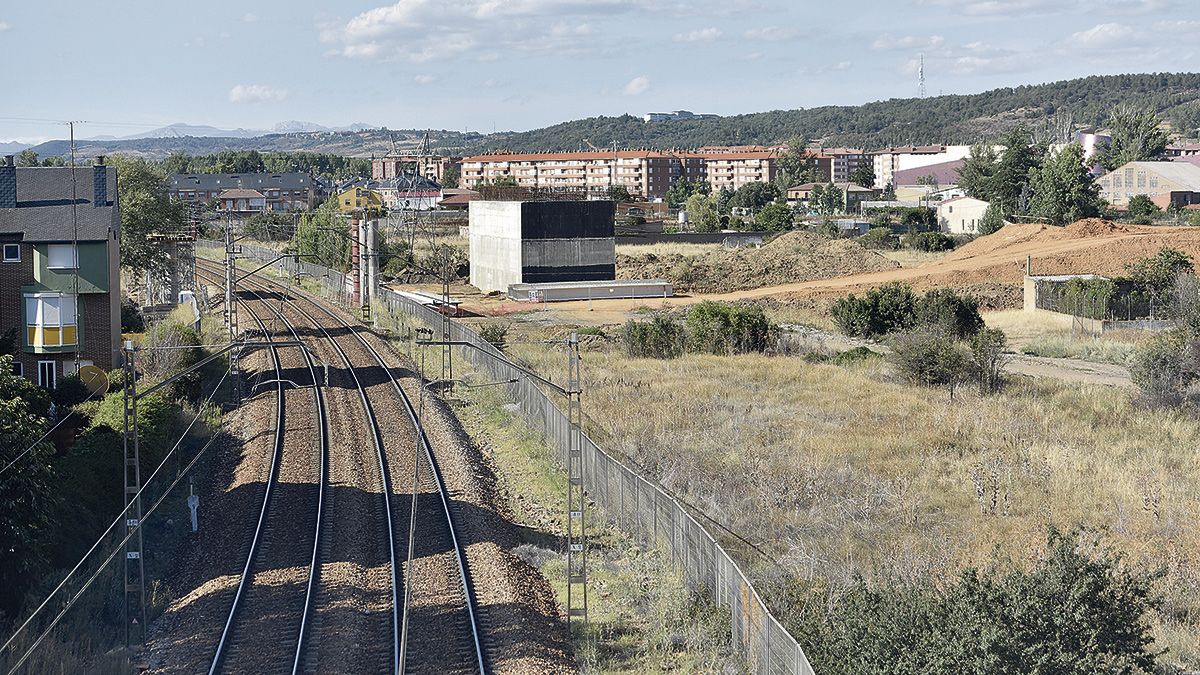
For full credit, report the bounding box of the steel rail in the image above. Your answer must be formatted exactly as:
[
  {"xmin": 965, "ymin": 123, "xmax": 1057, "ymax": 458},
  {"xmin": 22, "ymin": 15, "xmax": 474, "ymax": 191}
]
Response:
[
  {"xmin": 197, "ymin": 268, "xmax": 328, "ymax": 675},
  {"xmin": 227, "ymin": 270, "xmax": 404, "ymax": 674},
  {"xmin": 246, "ymin": 271, "xmax": 488, "ymax": 674}
]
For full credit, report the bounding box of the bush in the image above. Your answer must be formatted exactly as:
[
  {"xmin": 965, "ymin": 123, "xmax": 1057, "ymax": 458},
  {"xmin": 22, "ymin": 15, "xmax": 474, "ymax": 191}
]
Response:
[
  {"xmin": 915, "ymin": 288, "xmax": 984, "ymax": 338},
  {"xmin": 478, "ymin": 322, "xmax": 510, "ymax": 351},
  {"xmin": 121, "ymin": 297, "xmax": 145, "ymax": 333},
  {"xmin": 969, "ymin": 327, "xmax": 1007, "ymax": 393},
  {"xmin": 1127, "ymin": 194, "xmax": 1160, "ymax": 224},
  {"xmin": 903, "ymin": 231, "xmax": 956, "ymax": 252},
  {"xmin": 788, "ymin": 527, "xmax": 1163, "ymax": 675},
  {"xmin": 889, "ymin": 328, "xmax": 971, "ymax": 397},
  {"xmin": 141, "ymin": 320, "xmax": 204, "ymax": 399},
  {"xmin": 621, "ymin": 316, "xmax": 685, "ymax": 359},
  {"xmin": 685, "ymin": 302, "xmax": 774, "ymax": 355},
  {"xmin": 91, "ymin": 390, "xmax": 176, "ymax": 466},
  {"xmin": 1131, "ymin": 330, "xmax": 1197, "ymax": 408},
  {"xmin": 830, "ymin": 346, "xmax": 883, "ymax": 366},
  {"xmin": 51, "ymin": 374, "xmax": 91, "ymax": 410},
  {"xmin": 815, "ymin": 220, "xmax": 840, "ymax": 238},
  {"xmin": 858, "ymin": 227, "xmax": 897, "ymax": 250},
  {"xmin": 832, "ymin": 283, "xmax": 918, "ymax": 338}
]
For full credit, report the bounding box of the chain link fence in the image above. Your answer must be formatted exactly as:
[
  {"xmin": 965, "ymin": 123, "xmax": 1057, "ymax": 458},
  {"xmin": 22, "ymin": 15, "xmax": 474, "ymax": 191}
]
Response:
[{"xmin": 217, "ymin": 241, "xmax": 814, "ymax": 675}]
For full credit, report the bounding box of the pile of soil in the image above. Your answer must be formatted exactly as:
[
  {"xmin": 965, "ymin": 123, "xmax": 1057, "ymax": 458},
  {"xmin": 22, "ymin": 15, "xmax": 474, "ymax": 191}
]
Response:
[{"xmin": 617, "ymin": 231, "xmax": 899, "ymax": 293}]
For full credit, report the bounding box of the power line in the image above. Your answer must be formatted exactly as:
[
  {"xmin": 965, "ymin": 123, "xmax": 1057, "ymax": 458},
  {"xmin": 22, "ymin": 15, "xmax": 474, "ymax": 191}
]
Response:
[
  {"xmin": 0, "ymin": 388, "xmax": 102, "ymax": 479},
  {"xmin": 0, "ymin": 364, "xmax": 231, "ymax": 666}
]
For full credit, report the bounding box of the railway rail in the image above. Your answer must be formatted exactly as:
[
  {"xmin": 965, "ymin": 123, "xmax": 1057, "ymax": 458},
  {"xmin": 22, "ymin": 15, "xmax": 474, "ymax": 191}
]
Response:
[{"xmin": 195, "ymin": 261, "xmax": 486, "ymax": 673}]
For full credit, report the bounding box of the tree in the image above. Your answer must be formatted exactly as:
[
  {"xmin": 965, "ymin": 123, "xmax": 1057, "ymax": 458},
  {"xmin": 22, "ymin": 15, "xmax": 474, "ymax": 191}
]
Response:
[
  {"xmin": 15, "ymin": 149, "xmax": 39, "ymax": 167},
  {"xmin": 714, "ymin": 186, "xmax": 734, "ymax": 214},
  {"xmin": 606, "ymin": 185, "xmax": 633, "ymax": 202},
  {"xmin": 730, "ymin": 182, "xmax": 782, "ymax": 211},
  {"xmin": 0, "ymin": 355, "xmax": 58, "ymax": 612},
  {"xmin": 775, "ymin": 135, "xmax": 821, "ymax": 188},
  {"xmin": 1028, "ymin": 144, "xmax": 1103, "ymax": 225},
  {"xmin": 848, "ymin": 164, "xmax": 876, "ymax": 188},
  {"xmin": 992, "ymin": 125, "xmax": 1043, "ymax": 215},
  {"xmin": 957, "ymin": 143, "xmax": 999, "ymax": 200},
  {"xmin": 108, "ymin": 156, "xmax": 189, "ymax": 280},
  {"xmin": 1127, "ymin": 247, "xmax": 1194, "ymax": 311},
  {"xmin": 684, "ymin": 192, "xmax": 720, "ymax": 233},
  {"xmin": 916, "ymin": 174, "xmax": 939, "ymax": 189},
  {"xmin": 756, "ymin": 201, "xmax": 793, "ymax": 231},
  {"xmin": 813, "ymin": 184, "xmax": 844, "ymax": 216},
  {"xmin": 980, "ymin": 202, "xmax": 1005, "ymax": 235},
  {"xmin": 666, "ymin": 178, "xmax": 706, "ymax": 208},
  {"xmin": 441, "ymin": 164, "xmax": 460, "ymax": 189},
  {"xmin": 1099, "ymin": 104, "xmax": 1169, "ymax": 171},
  {"xmin": 293, "ymin": 200, "xmax": 350, "ymax": 271},
  {"xmin": 970, "ymin": 327, "xmax": 1007, "ymax": 393},
  {"xmin": 1127, "ymin": 194, "xmax": 1161, "ymax": 224}
]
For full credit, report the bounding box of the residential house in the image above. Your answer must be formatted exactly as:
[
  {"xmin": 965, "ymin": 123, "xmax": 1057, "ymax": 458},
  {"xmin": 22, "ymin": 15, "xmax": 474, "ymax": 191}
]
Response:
[
  {"xmin": 438, "ymin": 188, "xmax": 481, "ymax": 211},
  {"xmin": 0, "ymin": 156, "xmax": 121, "ymax": 386},
  {"xmin": 335, "ymin": 186, "xmax": 384, "ymax": 213},
  {"xmin": 786, "ymin": 182, "xmax": 877, "ymax": 211},
  {"xmin": 216, "ymin": 188, "xmax": 266, "ymax": 214},
  {"xmin": 1096, "ymin": 161, "xmax": 1200, "ymax": 207},
  {"xmin": 937, "ymin": 196, "xmax": 990, "ymax": 235},
  {"xmin": 168, "ymin": 172, "xmax": 320, "ymax": 211},
  {"xmin": 643, "ymin": 110, "xmax": 718, "ymax": 122}
]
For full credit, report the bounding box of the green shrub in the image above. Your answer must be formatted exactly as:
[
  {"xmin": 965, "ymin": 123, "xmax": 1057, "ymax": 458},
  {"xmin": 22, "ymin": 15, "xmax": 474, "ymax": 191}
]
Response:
[
  {"xmin": 141, "ymin": 320, "xmax": 203, "ymax": 399},
  {"xmin": 684, "ymin": 301, "xmax": 774, "ymax": 355},
  {"xmin": 1131, "ymin": 330, "xmax": 1196, "ymax": 408},
  {"xmin": 120, "ymin": 296, "xmax": 145, "ymax": 333},
  {"xmin": 858, "ymin": 227, "xmax": 897, "ymax": 250},
  {"xmin": 831, "ymin": 283, "xmax": 918, "ymax": 338},
  {"xmin": 969, "ymin": 327, "xmax": 1007, "ymax": 393},
  {"xmin": 915, "ymin": 288, "xmax": 984, "ymax": 338},
  {"xmin": 621, "ymin": 316, "xmax": 685, "ymax": 359},
  {"xmin": 51, "ymin": 374, "xmax": 91, "ymax": 410},
  {"xmin": 478, "ymin": 322, "xmax": 511, "ymax": 350},
  {"xmin": 91, "ymin": 390, "xmax": 176, "ymax": 466},
  {"xmin": 830, "ymin": 346, "xmax": 882, "ymax": 366},
  {"xmin": 979, "ymin": 202, "xmax": 1005, "ymax": 235},
  {"xmin": 889, "ymin": 328, "xmax": 971, "ymax": 397},
  {"xmin": 903, "ymin": 230, "xmax": 956, "ymax": 252},
  {"xmin": 788, "ymin": 527, "xmax": 1162, "ymax": 675},
  {"xmin": 1127, "ymin": 194, "xmax": 1160, "ymax": 224}
]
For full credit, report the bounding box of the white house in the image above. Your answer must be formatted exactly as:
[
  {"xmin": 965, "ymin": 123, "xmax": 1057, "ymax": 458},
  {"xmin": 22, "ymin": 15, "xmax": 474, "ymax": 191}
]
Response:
[{"xmin": 937, "ymin": 196, "xmax": 990, "ymax": 235}]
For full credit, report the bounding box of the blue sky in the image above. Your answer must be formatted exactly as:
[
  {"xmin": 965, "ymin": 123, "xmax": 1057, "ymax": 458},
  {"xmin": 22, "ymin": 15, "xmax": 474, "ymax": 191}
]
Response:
[{"xmin": 1, "ymin": 0, "xmax": 1196, "ymax": 143}]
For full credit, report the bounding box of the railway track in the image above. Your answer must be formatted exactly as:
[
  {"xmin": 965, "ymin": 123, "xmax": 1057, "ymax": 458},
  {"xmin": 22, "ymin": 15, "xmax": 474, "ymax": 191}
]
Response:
[
  {"xmin": 196, "ymin": 261, "xmax": 486, "ymax": 673},
  {"xmin": 196, "ymin": 270, "xmax": 328, "ymax": 675}
]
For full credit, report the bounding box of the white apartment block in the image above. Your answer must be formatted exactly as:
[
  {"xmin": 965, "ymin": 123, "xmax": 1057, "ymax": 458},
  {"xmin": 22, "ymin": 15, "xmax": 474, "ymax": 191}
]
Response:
[{"xmin": 871, "ymin": 145, "xmax": 973, "ymax": 189}]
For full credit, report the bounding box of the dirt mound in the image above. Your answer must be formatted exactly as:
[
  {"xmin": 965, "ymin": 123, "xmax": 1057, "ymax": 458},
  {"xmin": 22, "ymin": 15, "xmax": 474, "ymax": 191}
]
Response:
[
  {"xmin": 1062, "ymin": 218, "xmax": 1134, "ymax": 237},
  {"xmin": 617, "ymin": 231, "xmax": 899, "ymax": 293}
]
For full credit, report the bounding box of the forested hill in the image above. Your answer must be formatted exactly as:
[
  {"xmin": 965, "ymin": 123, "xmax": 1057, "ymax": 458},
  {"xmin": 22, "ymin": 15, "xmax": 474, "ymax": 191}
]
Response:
[
  {"xmin": 482, "ymin": 73, "xmax": 1200, "ymax": 151},
  {"xmin": 21, "ymin": 73, "xmax": 1200, "ymax": 160}
]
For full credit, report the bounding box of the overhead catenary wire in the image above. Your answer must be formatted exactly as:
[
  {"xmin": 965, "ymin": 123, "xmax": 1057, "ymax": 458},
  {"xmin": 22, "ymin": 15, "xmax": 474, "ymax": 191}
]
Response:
[{"xmin": 0, "ymin": 363, "xmax": 232, "ymax": 665}]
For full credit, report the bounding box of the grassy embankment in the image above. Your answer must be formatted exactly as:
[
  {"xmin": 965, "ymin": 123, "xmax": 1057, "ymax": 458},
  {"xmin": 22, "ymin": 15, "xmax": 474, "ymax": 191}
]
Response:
[{"xmin": 487, "ymin": 319, "xmax": 1200, "ymax": 669}]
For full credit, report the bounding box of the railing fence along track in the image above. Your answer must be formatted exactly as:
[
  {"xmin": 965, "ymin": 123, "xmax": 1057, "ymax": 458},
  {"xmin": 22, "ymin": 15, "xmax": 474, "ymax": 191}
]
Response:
[{"xmin": 200, "ymin": 240, "xmax": 814, "ymax": 675}]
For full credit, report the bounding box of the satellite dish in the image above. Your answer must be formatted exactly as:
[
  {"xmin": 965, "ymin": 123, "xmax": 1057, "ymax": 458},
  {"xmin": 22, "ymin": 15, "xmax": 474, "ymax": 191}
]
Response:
[{"xmin": 78, "ymin": 365, "xmax": 110, "ymax": 396}]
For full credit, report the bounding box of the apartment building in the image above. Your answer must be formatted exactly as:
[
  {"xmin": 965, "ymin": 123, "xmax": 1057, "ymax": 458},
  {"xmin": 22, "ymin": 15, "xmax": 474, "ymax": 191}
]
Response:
[
  {"xmin": 168, "ymin": 172, "xmax": 319, "ymax": 211},
  {"xmin": 0, "ymin": 156, "xmax": 121, "ymax": 385},
  {"xmin": 460, "ymin": 151, "xmax": 706, "ymax": 200},
  {"xmin": 372, "ymin": 154, "xmax": 461, "ymax": 184},
  {"xmin": 809, "ymin": 147, "xmax": 869, "ymax": 183},
  {"xmin": 871, "ymin": 145, "xmax": 972, "ymax": 189},
  {"xmin": 704, "ymin": 150, "xmax": 779, "ymax": 193}
]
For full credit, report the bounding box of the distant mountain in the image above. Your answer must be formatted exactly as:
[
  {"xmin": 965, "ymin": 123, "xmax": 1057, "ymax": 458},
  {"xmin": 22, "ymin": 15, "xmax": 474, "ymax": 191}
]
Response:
[
  {"xmin": 271, "ymin": 120, "xmax": 376, "ymax": 134},
  {"xmin": 19, "ymin": 73, "xmax": 1200, "ymax": 160},
  {"xmin": 0, "ymin": 141, "xmax": 31, "ymax": 154}
]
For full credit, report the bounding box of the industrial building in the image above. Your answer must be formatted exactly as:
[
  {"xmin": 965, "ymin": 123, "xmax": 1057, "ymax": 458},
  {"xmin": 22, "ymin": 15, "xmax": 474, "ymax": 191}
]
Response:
[{"xmin": 469, "ymin": 200, "xmax": 616, "ymax": 293}]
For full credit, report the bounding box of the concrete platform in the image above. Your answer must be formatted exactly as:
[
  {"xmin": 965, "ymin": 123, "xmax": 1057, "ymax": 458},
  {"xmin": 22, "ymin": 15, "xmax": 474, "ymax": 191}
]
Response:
[{"xmin": 508, "ymin": 279, "xmax": 673, "ymax": 302}]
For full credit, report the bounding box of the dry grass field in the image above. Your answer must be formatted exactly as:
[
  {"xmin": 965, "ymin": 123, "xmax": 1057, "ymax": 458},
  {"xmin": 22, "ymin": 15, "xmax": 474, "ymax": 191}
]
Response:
[{"xmin": 493, "ymin": 325, "xmax": 1200, "ymax": 667}]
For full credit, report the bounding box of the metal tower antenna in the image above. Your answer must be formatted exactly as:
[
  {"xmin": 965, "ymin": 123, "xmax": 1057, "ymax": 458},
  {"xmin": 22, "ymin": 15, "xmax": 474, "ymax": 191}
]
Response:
[{"xmin": 919, "ymin": 53, "xmax": 927, "ymax": 99}]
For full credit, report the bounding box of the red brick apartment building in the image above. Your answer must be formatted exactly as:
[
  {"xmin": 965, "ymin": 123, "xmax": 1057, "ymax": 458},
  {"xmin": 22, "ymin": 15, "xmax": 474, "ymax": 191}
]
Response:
[{"xmin": 0, "ymin": 156, "xmax": 121, "ymax": 387}]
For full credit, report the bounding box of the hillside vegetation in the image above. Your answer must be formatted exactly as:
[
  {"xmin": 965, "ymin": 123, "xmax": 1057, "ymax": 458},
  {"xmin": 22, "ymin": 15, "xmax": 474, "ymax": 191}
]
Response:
[{"xmin": 24, "ymin": 73, "xmax": 1200, "ymax": 159}]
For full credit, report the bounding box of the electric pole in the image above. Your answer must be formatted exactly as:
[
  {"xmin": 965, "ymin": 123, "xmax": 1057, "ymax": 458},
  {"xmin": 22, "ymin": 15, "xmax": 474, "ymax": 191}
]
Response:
[
  {"xmin": 566, "ymin": 332, "xmax": 588, "ymax": 629},
  {"xmin": 121, "ymin": 341, "xmax": 147, "ymax": 648}
]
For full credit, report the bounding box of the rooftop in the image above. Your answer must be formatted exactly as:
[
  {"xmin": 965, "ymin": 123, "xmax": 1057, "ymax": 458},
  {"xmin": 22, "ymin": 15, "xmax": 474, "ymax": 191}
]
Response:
[{"xmin": 0, "ymin": 166, "xmax": 118, "ymax": 242}]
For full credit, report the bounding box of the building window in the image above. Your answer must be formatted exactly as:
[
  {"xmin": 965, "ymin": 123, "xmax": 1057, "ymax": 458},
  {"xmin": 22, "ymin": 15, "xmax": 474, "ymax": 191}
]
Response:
[
  {"xmin": 2, "ymin": 243, "xmax": 18, "ymax": 262},
  {"xmin": 25, "ymin": 293, "xmax": 77, "ymax": 349},
  {"xmin": 47, "ymin": 244, "xmax": 78, "ymax": 269},
  {"xmin": 37, "ymin": 361, "xmax": 56, "ymax": 389},
  {"xmin": 12, "ymin": 361, "xmax": 23, "ymax": 378}
]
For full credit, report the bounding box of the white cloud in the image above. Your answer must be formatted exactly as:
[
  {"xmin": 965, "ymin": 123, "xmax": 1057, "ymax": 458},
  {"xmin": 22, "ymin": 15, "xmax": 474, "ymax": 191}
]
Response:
[
  {"xmin": 0, "ymin": 21, "xmax": 10, "ymax": 32},
  {"xmin": 323, "ymin": 0, "xmax": 644, "ymax": 62},
  {"xmin": 673, "ymin": 27, "xmax": 721, "ymax": 42},
  {"xmin": 414, "ymin": 74, "xmax": 436, "ymax": 84},
  {"xmin": 1065, "ymin": 22, "xmax": 1138, "ymax": 48},
  {"xmin": 917, "ymin": 0, "xmax": 1068, "ymax": 16},
  {"xmin": 623, "ymin": 75, "xmax": 650, "ymax": 95},
  {"xmin": 798, "ymin": 61, "xmax": 852, "ymax": 76},
  {"xmin": 228, "ymin": 84, "xmax": 289, "ymax": 104},
  {"xmin": 1105, "ymin": 0, "xmax": 1170, "ymax": 15},
  {"xmin": 872, "ymin": 34, "xmax": 945, "ymax": 51},
  {"xmin": 1157, "ymin": 19, "xmax": 1200, "ymax": 31},
  {"xmin": 743, "ymin": 26, "xmax": 796, "ymax": 41},
  {"xmin": 908, "ymin": 41, "xmax": 1034, "ymax": 76},
  {"xmin": 242, "ymin": 13, "xmax": 258, "ymax": 23}
]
